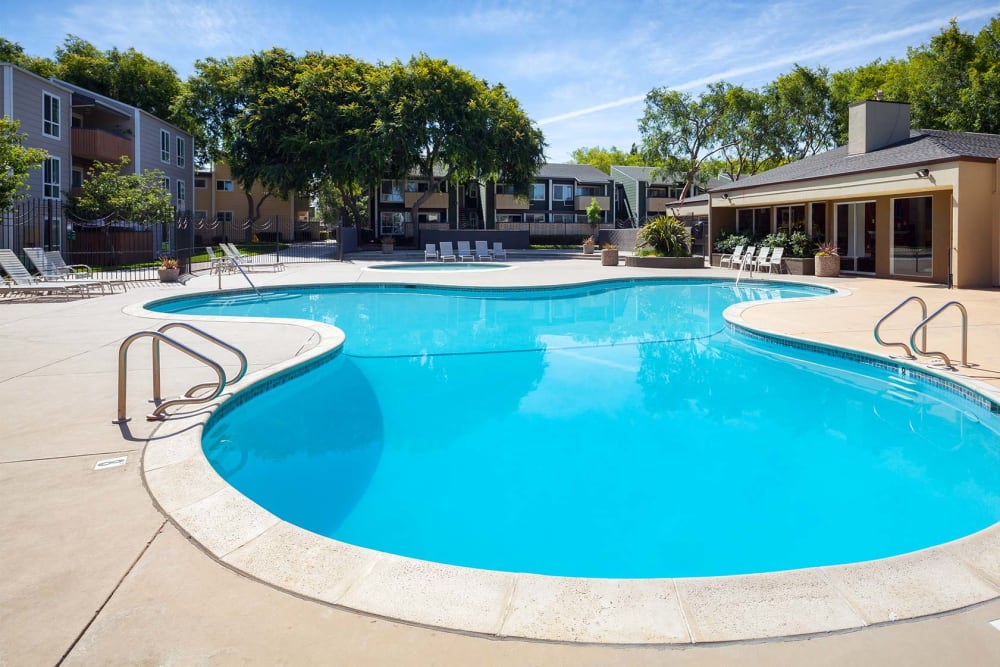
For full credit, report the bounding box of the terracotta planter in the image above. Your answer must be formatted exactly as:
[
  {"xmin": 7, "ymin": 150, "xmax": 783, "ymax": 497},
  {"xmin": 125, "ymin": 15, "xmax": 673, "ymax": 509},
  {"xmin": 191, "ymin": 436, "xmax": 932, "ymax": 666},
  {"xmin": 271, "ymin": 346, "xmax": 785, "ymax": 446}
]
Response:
[
  {"xmin": 158, "ymin": 267, "xmax": 180, "ymax": 282},
  {"xmin": 601, "ymin": 248, "xmax": 619, "ymax": 266},
  {"xmin": 814, "ymin": 255, "xmax": 840, "ymax": 277}
]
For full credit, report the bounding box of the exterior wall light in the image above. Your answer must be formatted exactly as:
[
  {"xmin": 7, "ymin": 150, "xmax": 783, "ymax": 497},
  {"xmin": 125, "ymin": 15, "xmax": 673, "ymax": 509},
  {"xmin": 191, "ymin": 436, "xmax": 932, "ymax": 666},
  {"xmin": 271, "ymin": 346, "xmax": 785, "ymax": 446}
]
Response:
[{"xmin": 915, "ymin": 168, "xmax": 930, "ymax": 178}]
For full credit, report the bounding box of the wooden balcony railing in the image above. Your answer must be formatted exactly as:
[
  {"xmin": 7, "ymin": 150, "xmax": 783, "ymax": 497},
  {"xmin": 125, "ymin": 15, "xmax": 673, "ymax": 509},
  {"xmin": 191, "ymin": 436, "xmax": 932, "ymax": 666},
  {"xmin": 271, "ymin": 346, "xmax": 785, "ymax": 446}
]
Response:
[{"xmin": 72, "ymin": 128, "xmax": 132, "ymax": 163}]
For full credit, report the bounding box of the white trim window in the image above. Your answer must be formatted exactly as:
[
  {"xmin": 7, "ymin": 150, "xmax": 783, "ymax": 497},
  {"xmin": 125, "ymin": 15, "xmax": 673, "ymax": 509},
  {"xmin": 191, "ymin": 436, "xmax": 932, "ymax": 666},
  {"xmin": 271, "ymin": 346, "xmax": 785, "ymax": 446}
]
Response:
[
  {"xmin": 552, "ymin": 184, "xmax": 574, "ymax": 203},
  {"xmin": 530, "ymin": 183, "xmax": 545, "ymax": 201},
  {"xmin": 194, "ymin": 177, "xmax": 207, "ymax": 188},
  {"xmin": 176, "ymin": 180, "xmax": 186, "ymax": 206},
  {"xmin": 160, "ymin": 130, "xmax": 170, "ymax": 163},
  {"xmin": 43, "ymin": 92, "xmax": 61, "ymax": 139},
  {"xmin": 526, "ymin": 213, "xmax": 547, "ymax": 223},
  {"xmin": 162, "ymin": 177, "xmax": 170, "ymax": 195},
  {"xmin": 176, "ymin": 137, "xmax": 185, "ymax": 167},
  {"xmin": 216, "ymin": 180, "xmax": 233, "ymax": 191},
  {"xmin": 43, "ymin": 157, "xmax": 61, "ymax": 199}
]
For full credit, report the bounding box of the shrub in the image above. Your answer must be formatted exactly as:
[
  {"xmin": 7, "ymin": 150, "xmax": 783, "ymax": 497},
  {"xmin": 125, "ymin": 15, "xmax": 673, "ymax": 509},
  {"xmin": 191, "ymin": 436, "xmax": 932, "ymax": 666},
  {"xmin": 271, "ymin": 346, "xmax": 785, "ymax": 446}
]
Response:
[
  {"xmin": 713, "ymin": 232, "xmax": 750, "ymax": 254},
  {"xmin": 638, "ymin": 215, "xmax": 691, "ymax": 257}
]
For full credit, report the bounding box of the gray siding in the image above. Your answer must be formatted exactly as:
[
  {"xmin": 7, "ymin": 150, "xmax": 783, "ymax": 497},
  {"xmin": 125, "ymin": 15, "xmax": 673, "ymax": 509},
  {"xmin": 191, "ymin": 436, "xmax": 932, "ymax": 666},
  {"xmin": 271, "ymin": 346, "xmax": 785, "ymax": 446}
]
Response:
[
  {"xmin": 135, "ymin": 111, "xmax": 193, "ymax": 211},
  {"xmin": 2, "ymin": 66, "xmax": 72, "ymax": 201}
]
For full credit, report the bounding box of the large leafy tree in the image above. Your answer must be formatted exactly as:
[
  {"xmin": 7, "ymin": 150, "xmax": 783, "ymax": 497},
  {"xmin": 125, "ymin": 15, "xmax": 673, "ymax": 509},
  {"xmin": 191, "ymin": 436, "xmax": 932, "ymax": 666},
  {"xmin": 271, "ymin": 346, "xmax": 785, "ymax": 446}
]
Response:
[
  {"xmin": 0, "ymin": 118, "xmax": 49, "ymax": 211},
  {"xmin": 906, "ymin": 20, "xmax": 977, "ymax": 131},
  {"xmin": 67, "ymin": 157, "xmax": 174, "ymax": 224},
  {"xmin": 369, "ymin": 54, "xmax": 545, "ymax": 244},
  {"xmin": 638, "ymin": 88, "xmax": 729, "ymax": 199},
  {"xmin": 829, "ymin": 59, "xmax": 910, "ymax": 143},
  {"xmin": 568, "ymin": 145, "xmax": 644, "ymax": 174},
  {"xmin": 764, "ymin": 65, "xmax": 837, "ymax": 161},
  {"xmin": 964, "ymin": 16, "xmax": 1000, "ymax": 133},
  {"xmin": 707, "ymin": 82, "xmax": 781, "ymax": 181}
]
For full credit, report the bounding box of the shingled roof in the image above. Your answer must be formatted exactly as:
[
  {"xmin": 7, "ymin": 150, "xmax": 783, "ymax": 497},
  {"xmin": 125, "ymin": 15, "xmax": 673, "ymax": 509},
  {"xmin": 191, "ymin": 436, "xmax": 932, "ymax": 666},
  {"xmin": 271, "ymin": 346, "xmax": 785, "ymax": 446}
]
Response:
[
  {"xmin": 712, "ymin": 129, "xmax": 1000, "ymax": 192},
  {"xmin": 538, "ymin": 163, "xmax": 611, "ymax": 182}
]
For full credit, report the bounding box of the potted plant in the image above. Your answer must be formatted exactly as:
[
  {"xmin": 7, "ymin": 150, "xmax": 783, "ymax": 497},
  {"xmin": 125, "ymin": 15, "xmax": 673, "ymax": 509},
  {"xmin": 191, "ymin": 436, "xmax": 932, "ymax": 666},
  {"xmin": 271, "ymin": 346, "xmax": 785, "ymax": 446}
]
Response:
[
  {"xmin": 601, "ymin": 242, "xmax": 619, "ymax": 266},
  {"xmin": 381, "ymin": 235, "xmax": 395, "ymax": 254},
  {"xmin": 814, "ymin": 241, "xmax": 840, "ymax": 277},
  {"xmin": 158, "ymin": 256, "xmax": 180, "ymax": 282},
  {"xmin": 582, "ymin": 236, "xmax": 595, "ymax": 254}
]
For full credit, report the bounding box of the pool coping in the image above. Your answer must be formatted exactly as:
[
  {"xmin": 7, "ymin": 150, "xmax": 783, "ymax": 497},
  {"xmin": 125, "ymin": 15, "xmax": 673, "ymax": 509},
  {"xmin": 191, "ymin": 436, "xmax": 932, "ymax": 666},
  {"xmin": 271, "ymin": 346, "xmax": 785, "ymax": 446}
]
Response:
[{"xmin": 132, "ymin": 279, "xmax": 1000, "ymax": 646}]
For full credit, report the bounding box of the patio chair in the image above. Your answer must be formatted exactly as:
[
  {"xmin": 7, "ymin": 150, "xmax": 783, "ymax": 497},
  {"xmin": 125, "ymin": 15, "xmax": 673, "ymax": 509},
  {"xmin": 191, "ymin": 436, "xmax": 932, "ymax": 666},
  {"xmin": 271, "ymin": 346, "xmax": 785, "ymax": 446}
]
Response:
[
  {"xmin": 752, "ymin": 247, "xmax": 771, "ymax": 272},
  {"xmin": 492, "ymin": 242, "xmax": 507, "ymax": 260},
  {"xmin": 763, "ymin": 247, "xmax": 784, "ymax": 274},
  {"xmin": 424, "ymin": 244, "xmax": 438, "ymax": 261},
  {"xmin": 0, "ymin": 249, "xmax": 99, "ymax": 298},
  {"xmin": 456, "ymin": 240, "xmax": 474, "ymax": 261},
  {"xmin": 719, "ymin": 244, "xmax": 744, "ymax": 269},
  {"xmin": 24, "ymin": 247, "xmax": 93, "ymax": 279},
  {"xmin": 439, "ymin": 241, "xmax": 457, "ymax": 262},
  {"xmin": 729, "ymin": 245, "xmax": 755, "ymax": 270},
  {"xmin": 474, "ymin": 240, "xmax": 491, "ymax": 261},
  {"xmin": 222, "ymin": 243, "xmax": 285, "ymax": 272}
]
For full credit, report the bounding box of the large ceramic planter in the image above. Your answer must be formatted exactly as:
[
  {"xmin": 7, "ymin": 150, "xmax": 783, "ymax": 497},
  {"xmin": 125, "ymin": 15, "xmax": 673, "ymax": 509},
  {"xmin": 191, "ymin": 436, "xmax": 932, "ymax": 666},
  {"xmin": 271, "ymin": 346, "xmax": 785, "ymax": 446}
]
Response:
[
  {"xmin": 158, "ymin": 267, "xmax": 180, "ymax": 282},
  {"xmin": 601, "ymin": 248, "xmax": 619, "ymax": 266},
  {"xmin": 582, "ymin": 242, "xmax": 595, "ymax": 255},
  {"xmin": 381, "ymin": 241, "xmax": 394, "ymax": 254},
  {"xmin": 814, "ymin": 255, "xmax": 840, "ymax": 277},
  {"xmin": 625, "ymin": 255, "xmax": 705, "ymax": 269}
]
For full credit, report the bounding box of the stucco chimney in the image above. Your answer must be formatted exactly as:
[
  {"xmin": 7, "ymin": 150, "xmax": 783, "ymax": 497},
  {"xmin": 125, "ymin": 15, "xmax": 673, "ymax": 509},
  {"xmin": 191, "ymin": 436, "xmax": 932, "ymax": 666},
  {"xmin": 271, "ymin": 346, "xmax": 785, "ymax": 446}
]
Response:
[{"xmin": 847, "ymin": 100, "xmax": 911, "ymax": 155}]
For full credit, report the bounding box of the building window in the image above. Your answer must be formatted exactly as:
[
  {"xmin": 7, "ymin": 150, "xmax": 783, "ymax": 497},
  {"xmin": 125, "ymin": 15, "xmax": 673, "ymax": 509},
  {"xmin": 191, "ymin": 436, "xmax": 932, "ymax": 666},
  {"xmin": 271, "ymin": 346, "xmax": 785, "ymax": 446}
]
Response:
[
  {"xmin": 736, "ymin": 207, "xmax": 771, "ymax": 237},
  {"xmin": 43, "ymin": 157, "xmax": 61, "ymax": 199},
  {"xmin": 71, "ymin": 169, "xmax": 83, "ymax": 189},
  {"xmin": 216, "ymin": 211, "xmax": 234, "ymax": 223},
  {"xmin": 496, "ymin": 214, "xmax": 522, "ymax": 223},
  {"xmin": 195, "ymin": 177, "xmax": 207, "ymax": 188},
  {"xmin": 380, "ymin": 180, "xmax": 403, "ymax": 202},
  {"xmin": 216, "ymin": 180, "xmax": 233, "ymax": 191},
  {"xmin": 176, "ymin": 180, "xmax": 186, "ymax": 205},
  {"xmin": 194, "ymin": 210, "xmax": 208, "ymax": 222},
  {"xmin": 552, "ymin": 213, "xmax": 576, "ymax": 223},
  {"xmin": 160, "ymin": 130, "xmax": 170, "ymax": 162},
  {"xmin": 575, "ymin": 185, "xmax": 602, "ymax": 197},
  {"xmin": 526, "ymin": 213, "xmax": 547, "ymax": 223},
  {"xmin": 43, "ymin": 92, "xmax": 61, "ymax": 139},
  {"xmin": 496, "ymin": 184, "xmax": 516, "ymax": 195},
  {"xmin": 379, "ymin": 211, "xmax": 409, "ymax": 235},
  {"xmin": 775, "ymin": 204, "xmax": 806, "ymax": 234},
  {"xmin": 552, "ymin": 184, "xmax": 573, "ymax": 202},
  {"xmin": 891, "ymin": 196, "xmax": 933, "ymax": 278},
  {"xmin": 176, "ymin": 137, "xmax": 185, "ymax": 167},
  {"xmin": 530, "ymin": 183, "xmax": 545, "ymax": 201}
]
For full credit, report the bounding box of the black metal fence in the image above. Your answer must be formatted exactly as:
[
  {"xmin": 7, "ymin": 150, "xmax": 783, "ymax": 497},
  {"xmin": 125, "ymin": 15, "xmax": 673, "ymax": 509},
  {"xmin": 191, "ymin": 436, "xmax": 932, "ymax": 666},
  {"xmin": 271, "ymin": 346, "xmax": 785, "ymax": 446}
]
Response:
[{"xmin": 2, "ymin": 199, "xmax": 339, "ymax": 282}]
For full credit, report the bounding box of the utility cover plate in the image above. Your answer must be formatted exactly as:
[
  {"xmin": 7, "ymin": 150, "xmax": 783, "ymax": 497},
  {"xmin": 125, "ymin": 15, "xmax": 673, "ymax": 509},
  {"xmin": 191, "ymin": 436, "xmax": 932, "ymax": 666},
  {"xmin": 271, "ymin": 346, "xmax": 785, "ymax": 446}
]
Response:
[{"xmin": 95, "ymin": 456, "xmax": 127, "ymax": 470}]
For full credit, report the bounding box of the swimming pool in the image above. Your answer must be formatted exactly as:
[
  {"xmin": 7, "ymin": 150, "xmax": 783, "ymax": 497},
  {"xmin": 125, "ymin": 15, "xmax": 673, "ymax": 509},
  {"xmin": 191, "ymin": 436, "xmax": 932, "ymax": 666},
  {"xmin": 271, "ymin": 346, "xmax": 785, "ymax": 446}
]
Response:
[{"xmin": 150, "ymin": 279, "xmax": 1000, "ymax": 579}]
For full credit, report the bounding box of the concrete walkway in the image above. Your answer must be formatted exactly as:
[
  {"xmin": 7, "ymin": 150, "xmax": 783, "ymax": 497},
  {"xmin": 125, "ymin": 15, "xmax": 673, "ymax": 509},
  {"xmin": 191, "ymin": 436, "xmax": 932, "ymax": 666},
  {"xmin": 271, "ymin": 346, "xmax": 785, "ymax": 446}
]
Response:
[{"xmin": 3, "ymin": 258, "xmax": 1000, "ymax": 665}]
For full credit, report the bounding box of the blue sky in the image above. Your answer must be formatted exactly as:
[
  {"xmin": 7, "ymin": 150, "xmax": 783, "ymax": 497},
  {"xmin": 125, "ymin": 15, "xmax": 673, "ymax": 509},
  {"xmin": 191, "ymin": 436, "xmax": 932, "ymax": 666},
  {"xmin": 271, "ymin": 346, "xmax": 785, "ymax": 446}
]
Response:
[{"xmin": 4, "ymin": 1, "xmax": 999, "ymax": 162}]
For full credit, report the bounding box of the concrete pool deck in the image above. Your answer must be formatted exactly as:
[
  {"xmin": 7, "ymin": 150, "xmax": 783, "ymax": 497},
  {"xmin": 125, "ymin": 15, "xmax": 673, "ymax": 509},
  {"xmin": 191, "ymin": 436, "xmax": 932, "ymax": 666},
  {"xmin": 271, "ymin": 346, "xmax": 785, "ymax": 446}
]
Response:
[{"xmin": 4, "ymin": 256, "xmax": 1000, "ymax": 664}]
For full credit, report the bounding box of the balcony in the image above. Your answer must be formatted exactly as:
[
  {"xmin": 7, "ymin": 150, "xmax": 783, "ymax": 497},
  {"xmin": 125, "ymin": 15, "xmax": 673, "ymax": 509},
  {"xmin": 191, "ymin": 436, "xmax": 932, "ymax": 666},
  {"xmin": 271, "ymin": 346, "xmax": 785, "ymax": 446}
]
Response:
[
  {"xmin": 72, "ymin": 128, "xmax": 132, "ymax": 163},
  {"xmin": 403, "ymin": 191, "xmax": 448, "ymax": 208},
  {"xmin": 495, "ymin": 194, "xmax": 529, "ymax": 210},
  {"xmin": 646, "ymin": 197, "xmax": 676, "ymax": 214},
  {"xmin": 574, "ymin": 195, "xmax": 610, "ymax": 211}
]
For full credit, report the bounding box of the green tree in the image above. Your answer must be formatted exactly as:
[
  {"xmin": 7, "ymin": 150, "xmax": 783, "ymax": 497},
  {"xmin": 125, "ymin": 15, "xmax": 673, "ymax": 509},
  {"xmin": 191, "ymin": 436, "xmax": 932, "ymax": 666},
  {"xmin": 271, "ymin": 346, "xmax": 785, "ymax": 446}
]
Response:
[
  {"xmin": 906, "ymin": 19, "xmax": 977, "ymax": 131},
  {"xmin": 0, "ymin": 38, "xmax": 57, "ymax": 78},
  {"xmin": 764, "ymin": 65, "xmax": 837, "ymax": 160},
  {"xmin": 639, "ymin": 88, "xmax": 728, "ymax": 200},
  {"xmin": 829, "ymin": 59, "xmax": 910, "ymax": 143},
  {"xmin": 0, "ymin": 118, "xmax": 48, "ymax": 211},
  {"xmin": 964, "ymin": 16, "xmax": 1000, "ymax": 133},
  {"xmin": 68, "ymin": 157, "xmax": 174, "ymax": 224},
  {"xmin": 568, "ymin": 145, "xmax": 644, "ymax": 174},
  {"xmin": 708, "ymin": 82, "xmax": 781, "ymax": 180},
  {"xmin": 369, "ymin": 54, "xmax": 545, "ymax": 244}
]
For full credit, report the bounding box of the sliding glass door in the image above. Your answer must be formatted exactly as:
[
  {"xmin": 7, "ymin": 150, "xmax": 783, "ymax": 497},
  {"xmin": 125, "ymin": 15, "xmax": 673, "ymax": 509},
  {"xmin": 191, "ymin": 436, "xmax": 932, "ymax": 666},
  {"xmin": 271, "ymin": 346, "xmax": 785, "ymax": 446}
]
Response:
[
  {"xmin": 835, "ymin": 202, "xmax": 877, "ymax": 273},
  {"xmin": 891, "ymin": 196, "xmax": 933, "ymax": 278}
]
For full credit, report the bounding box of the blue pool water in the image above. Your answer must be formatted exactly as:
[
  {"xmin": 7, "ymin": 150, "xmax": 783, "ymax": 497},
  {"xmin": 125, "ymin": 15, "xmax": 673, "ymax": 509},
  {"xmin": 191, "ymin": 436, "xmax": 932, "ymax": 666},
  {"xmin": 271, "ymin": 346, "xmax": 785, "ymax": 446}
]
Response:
[{"xmin": 152, "ymin": 280, "xmax": 1000, "ymax": 578}]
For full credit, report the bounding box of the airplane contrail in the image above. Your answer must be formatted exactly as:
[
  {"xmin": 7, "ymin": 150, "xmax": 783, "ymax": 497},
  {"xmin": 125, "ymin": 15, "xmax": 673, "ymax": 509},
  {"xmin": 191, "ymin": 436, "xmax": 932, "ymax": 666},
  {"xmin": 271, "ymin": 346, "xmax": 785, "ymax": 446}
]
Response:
[{"xmin": 536, "ymin": 7, "xmax": 1000, "ymax": 126}]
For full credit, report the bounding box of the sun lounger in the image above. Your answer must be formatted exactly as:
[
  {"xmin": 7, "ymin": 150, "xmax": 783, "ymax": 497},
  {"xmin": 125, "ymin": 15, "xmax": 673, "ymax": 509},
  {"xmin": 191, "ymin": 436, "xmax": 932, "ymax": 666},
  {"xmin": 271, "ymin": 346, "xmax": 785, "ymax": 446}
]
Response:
[
  {"xmin": 474, "ymin": 240, "xmax": 491, "ymax": 261},
  {"xmin": 0, "ymin": 249, "xmax": 100, "ymax": 298},
  {"xmin": 763, "ymin": 247, "xmax": 784, "ymax": 273},
  {"xmin": 491, "ymin": 242, "xmax": 507, "ymax": 260},
  {"xmin": 456, "ymin": 241, "xmax": 474, "ymax": 261},
  {"xmin": 439, "ymin": 241, "xmax": 457, "ymax": 262},
  {"xmin": 719, "ymin": 244, "xmax": 744, "ymax": 269},
  {"xmin": 424, "ymin": 244, "xmax": 438, "ymax": 261},
  {"xmin": 221, "ymin": 243, "xmax": 284, "ymax": 272},
  {"xmin": 24, "ymin": 247, "xmax": 93, "ymax": 279},
  {"xmin": 752, "ymin": 247, "xmax": 771, "ymax": 271}
]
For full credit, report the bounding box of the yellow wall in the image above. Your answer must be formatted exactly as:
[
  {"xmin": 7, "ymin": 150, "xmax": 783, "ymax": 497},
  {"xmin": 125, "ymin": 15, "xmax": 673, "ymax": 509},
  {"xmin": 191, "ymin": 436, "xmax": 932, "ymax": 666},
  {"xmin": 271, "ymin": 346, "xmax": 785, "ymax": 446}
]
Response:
[
  {"xmin": 195, "ymin": 163, "xmax": 311, "ymax": 240},
  {"xmin": 954, "ymin": 160, "xmax": 998, "ymax": 288}
]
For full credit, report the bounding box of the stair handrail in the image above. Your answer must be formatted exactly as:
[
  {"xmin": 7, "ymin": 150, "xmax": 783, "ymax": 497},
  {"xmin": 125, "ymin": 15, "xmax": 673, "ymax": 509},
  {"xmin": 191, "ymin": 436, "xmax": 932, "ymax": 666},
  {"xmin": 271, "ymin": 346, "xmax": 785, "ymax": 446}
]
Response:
[
  {"xmin": 909, "ymin": 300, "xmax": 970, "ymax": 371},
  {"xmin": 735, "ymin": 249, "xmax": 754, "ymax": 286},
  {"xmin": 153, "ymin": 322, "xmax": 248, "ymax": 399},
  {"xmin": 873, "ymin": 296, "xmax": 927, "ymax": 359}
]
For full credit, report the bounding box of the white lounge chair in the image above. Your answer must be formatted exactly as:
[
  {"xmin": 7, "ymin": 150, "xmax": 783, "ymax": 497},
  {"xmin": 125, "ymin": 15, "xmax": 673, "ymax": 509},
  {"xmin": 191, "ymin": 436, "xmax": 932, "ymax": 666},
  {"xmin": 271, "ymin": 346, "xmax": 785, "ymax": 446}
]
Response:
[
  {"xmin": 439, "ymin": 241, "xmax": 457, "ymax": 261},
  {"xmin": 474, "ymin": 240, "xmax": 491, "ymax": 261},
  {"xmin": 456, "ymin": 241, "xmax": 474, "ymax": 261},
  {"xmin": 23, "ymin": 247, "xmax": 92, "ymax": 279},
  {"xmin": 206, "ymin": 246, "xmax": 231, "ymax": 274},
  {"xmin": 424, "ymin": 244, "xmax": 438, "ymax": 261},
  {"xmin": 730, "ymin": 245, "xmax": 755, "ymax": 270},
  {"xmin": 222, "ymin": 243, "xmax": 284, "ymax": 272},
  {"xmin": 0, "ymin": 249, "xmax": 99, "ymax": 298},
  {"xmin": 492, "ymin": 242, "xmax": 507, "ymax": 260},
  {"xmin": 763, "ymin": 247, "xmax": 784, "ymax": 273},
  {"xmin": 719, "ymin": 244, "xmax": 744, "ymax": 269},
  {"xmin": 752, "ymin": 247, "xmax": 771, "ymax": 271}
]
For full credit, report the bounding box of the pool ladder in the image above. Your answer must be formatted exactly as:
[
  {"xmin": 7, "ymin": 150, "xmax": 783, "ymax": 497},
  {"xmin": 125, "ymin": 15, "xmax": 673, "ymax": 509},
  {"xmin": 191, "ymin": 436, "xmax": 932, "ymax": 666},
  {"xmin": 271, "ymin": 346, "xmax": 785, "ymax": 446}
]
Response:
[
  {"xmin": 874, "ymin": 296, "xmax": 970, "ymax": 370},
  {"xmin": 114, "ymin": 322, "xmax": 248, "ymax": 423}
]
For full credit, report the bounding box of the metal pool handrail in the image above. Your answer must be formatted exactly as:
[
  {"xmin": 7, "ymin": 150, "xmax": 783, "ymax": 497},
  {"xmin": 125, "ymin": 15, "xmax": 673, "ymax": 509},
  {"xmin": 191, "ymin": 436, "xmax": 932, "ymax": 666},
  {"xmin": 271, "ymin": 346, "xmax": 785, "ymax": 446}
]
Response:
[
  {"xmin": 909, "ymin": 301, "xmax": 970, "ymax": 371},
  {"xmin": 874, "ymin": 296, "xmax": 927, "ymax": 359}
]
